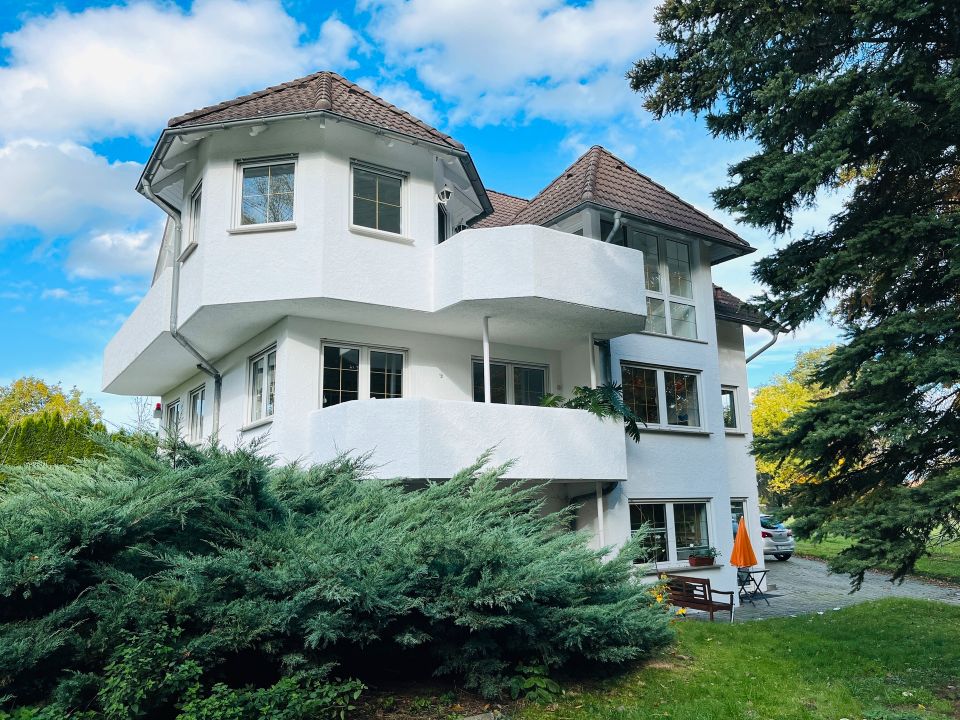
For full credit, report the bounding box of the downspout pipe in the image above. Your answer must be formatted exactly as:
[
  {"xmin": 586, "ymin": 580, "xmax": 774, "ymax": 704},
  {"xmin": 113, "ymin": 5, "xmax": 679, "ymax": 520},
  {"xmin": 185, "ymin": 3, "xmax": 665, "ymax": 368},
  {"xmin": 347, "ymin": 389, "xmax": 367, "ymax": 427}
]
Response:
[
  {"xmin": 141, "ymin": 178, "xmax": 223, "ymax": 440},
  {"xmin": 746, "ymin": 329, "xmax": 781, "ymax": 364},
  {"xmin": 603, "ymin": 211, "xmax": 623, "ymax": 243}
]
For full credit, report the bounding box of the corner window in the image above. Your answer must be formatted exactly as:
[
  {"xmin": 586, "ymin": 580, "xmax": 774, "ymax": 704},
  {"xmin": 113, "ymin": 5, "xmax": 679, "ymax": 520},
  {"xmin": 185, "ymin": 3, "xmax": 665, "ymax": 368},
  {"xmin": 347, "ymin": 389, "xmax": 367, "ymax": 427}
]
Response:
[
  {"xmin": 321, "ymin": 344, "xmax": 405, "ymax": 408},
  {"xmin": 621, "ymin": 363, "xmax": 702, "ymax": 429},
  {"xmin": 249, "ymin": 347, "xmax": 277, "ymax": 422},
  {"xmin": 730, "ymin": 499, "xmax": 746, "ymax": 538},
  {"xmin": 189, "ymin": 386, "xmax": 205, "ymax": 441},
  {"xmin": 721, "ymin": 387, "xmax": 739, "ymax": 429},
  {"xmin": 165, "ymin": 399, "xmax": 182, "ymax": 438},
  {"xmin": 437, "ymin": 204, "xmax": 449, "ymax": 244},
  {"xmin": 189, "ymin": 184, "xmax": 202, "ymax": 245},
  {"xmin": 472, "ymin": 360, "xmax": 547, "ymax": 406},
  {"xmin": 239, "ymin": 160, "xmax": 295, "ymax": 226},
  {"xmin": 630, "ymin": 500, "xmax": 712, "ymax": 564},
  {"xmin": 352, "ymin": 164, "xmax": 403, "ymax": 235}
]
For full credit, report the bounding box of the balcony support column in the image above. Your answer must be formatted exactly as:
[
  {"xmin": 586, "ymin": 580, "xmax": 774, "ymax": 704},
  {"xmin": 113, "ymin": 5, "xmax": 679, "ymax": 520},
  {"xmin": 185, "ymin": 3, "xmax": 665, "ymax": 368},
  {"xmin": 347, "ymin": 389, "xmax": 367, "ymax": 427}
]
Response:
[
  {"xmin": 482, "ymin": 315, "xmax": 492, "ymax": 403},
  {"xmin": 595, "ymin": 481, "xmax": 605, "ymax": 547}
]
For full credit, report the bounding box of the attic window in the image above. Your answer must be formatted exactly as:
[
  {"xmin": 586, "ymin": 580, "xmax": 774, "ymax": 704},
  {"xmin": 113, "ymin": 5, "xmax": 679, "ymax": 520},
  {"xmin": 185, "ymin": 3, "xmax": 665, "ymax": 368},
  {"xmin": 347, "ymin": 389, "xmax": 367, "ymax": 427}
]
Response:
[{"xmin": 238, "ymin": 159, "xmax": 295, "ymax": 226}]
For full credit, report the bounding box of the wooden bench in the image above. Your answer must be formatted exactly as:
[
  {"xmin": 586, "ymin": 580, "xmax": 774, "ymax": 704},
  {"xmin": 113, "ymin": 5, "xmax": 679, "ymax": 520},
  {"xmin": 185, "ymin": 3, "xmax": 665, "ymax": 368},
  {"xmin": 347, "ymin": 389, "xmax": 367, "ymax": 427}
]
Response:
[{"xmin": 664, "ymin": 574, "xmax": 735, "ymax": 622}]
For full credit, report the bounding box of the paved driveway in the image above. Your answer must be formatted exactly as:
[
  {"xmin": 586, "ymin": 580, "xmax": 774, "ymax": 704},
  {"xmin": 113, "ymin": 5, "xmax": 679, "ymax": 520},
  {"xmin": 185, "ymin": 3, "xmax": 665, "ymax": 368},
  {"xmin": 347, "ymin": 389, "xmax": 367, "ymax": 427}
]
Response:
[{"xmin": 727, "ymin": 557, "xmax": 960, "ymax": 622}]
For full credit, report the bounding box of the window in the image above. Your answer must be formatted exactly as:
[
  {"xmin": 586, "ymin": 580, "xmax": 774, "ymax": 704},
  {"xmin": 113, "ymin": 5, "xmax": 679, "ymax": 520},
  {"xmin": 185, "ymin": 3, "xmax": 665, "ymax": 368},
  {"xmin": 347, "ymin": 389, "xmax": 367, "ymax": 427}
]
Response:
[
  {"xmin": 165, "ymin": 399, "xmax": 182, "ymax": 438},
  {"xmin": 189, "ymin": 386, "xmax": 205, "ymax": 441},
  {"xmin": 721, "ymin": 387, "xmax": 739, "ymax": 429},
  {"xmin": 630, "ymin": 500, "xmax": 712, "ymax": 564},
  {"xmin": 352, "ymin": 164, "xmax": 403, "ymax": 234},
  {"xmin": 437, "ymin": 204, "xmax": 449, "ymax": 244},
  {"xmin": 621, "ymin": 363, "xmax": 702, "ymax": 429},
  {"xmin": 321, "ymin": 344, "xmax": 405, "ymax": 407},
  {"xmin": 239, "ymin": 160, "xmax": 295, "ymax": 226},
  {"xmin": 189, "ymin": 184, "xmax": 202, "ymax": 246},
  {"xmin": 602, "ymin": 222, "xmax": 697, "ymax": 339},
  {"xmin": 730, "ymin": 499, "xmax": 746, "ymax": 538},
  {"xmin": 472, "ymin": 360, "xmax": 547, "ymax": 406},
  {"xmin": 249, "ymin": 347, "xmax": 277, "ymax": 422}
]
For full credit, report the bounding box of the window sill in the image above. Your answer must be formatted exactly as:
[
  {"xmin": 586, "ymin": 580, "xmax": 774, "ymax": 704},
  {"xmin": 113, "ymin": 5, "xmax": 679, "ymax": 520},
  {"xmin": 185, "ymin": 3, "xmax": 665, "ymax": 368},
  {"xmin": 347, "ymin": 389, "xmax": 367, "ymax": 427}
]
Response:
[
  {"xmin": 637, "ymin": 426, "xmax": 712, "ymax": 437},
  {"xmin": 240, "ymin": 417, "xmax": 273, "ymax": 432},
  {"xmin": 178, "ymin": 242, "xmax": 198, "ymax": 263},
  {"xmin": 349, "ymin": 224, "xmax": 415, "ymax": 245},
  {"xmin": 637, "ymin": 331, "xmax": 709, "ymax": 345},
  {"xmin": 643, "ymin": 562, "xmax": 725, "ymax": 576},
  {"xmin": 724, "ymin": 429, "xmax": 747, "ymax": 436},
  {"xmin": 228, "ymin": 222, "xmax": 297, "ymax": 235}
]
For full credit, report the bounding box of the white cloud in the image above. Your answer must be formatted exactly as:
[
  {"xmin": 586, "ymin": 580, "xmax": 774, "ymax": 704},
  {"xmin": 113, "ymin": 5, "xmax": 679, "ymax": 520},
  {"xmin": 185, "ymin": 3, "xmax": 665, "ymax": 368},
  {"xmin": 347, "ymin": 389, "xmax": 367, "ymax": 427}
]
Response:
[
  {"xmin": 0, "ymin": 139, "xmax": 148, "ymax": 235},
  {"xmin": 355, "ymin": 76, "xmax": 441, "ymax": 125},
  {"xmin": 66, "ymin": 226, "xmax": 160, "ymax": 280},
  {"xmin": 360, "ymin": 0, "xmax": 657, "ymax": 125},
  {"xmin": 41, "ymin": 286, "xmax": 99, "ymax": 304},
  {"xmin": 0, "ymin": 0, "xmax": 358, "ymax": 142}
]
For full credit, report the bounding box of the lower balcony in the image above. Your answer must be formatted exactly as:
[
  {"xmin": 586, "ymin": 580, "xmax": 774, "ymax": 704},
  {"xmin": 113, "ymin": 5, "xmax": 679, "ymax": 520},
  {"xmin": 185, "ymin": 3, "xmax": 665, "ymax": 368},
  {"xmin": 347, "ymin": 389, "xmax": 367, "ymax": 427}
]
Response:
[{"xmin": 306, "ymin": 398, "xmax": 629, "ymax": 481}]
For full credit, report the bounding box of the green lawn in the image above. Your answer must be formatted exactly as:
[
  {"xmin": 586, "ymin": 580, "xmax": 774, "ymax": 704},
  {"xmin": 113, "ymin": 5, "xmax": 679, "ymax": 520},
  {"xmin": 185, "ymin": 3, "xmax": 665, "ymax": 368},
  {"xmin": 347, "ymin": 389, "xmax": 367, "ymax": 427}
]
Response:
[
  {"xmin": 517, "ymin": 599, "xmax": 960, "ymax": 720},
  {"xmin": 795, "ymin": 536, "xmax": 960, "ymax": 584}
]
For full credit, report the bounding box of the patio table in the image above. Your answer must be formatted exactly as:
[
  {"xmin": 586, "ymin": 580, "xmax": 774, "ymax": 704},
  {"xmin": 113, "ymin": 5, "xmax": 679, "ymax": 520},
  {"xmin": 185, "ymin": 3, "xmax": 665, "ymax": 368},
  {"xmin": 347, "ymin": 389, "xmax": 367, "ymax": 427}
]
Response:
[{"xmin": 737, "ymin": 568, "xmax": 770, "ymax": 607}]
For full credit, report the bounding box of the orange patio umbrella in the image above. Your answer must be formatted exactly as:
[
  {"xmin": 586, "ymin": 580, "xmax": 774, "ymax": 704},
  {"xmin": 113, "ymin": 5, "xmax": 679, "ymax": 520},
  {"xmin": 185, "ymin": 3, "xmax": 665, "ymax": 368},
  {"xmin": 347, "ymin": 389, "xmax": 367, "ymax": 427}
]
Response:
[{"xmin": 730, "ymin": 516, "xmax": 758, "ymax": 568}]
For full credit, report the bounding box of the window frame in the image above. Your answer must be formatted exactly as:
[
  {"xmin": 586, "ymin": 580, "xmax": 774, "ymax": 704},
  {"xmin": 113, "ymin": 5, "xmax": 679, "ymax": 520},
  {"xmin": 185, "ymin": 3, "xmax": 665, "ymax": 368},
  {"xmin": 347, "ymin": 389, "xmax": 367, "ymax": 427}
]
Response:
[
  {"xmin": 437, "ymin": 203, "xmax": 449, "ymax": 244},
  {"xmin": 721, "ymin": 386, "xmax": 740, "ymax": 431},
  {"xmin": 471, "ymin": 358, "xmax": 549, "ymax": 406},
  {"xmin": 165, "ymin": 398, "xmax": 182, "ymax": 439},
  {"xmin": 248, "ymin": 345, "xmax": 278, "ymax": 423},
  {"xmin": 233, "ymin": 156, "xmax": 298, "ymax": 230},
  {"xmin": 188, "ymin": 385, "xmax": 205, "ymax": 441},
  {"xmin": 189, "ymin": 182, "xmax": 203, "ymax": 247},
  {"xmin": 620, "ymin": 362, "xmax": 704, "ymax": 430},
  {"xmin": 730, "ymin": 498, "xmax": 747, "ymax": 539},
  {"xmin": 320, "ymin": 341, "xmax": 408, "ymax": 409},
  {"xmin": 629, "ymin": 499, "xmax": 714, "ymax": 565},
  {"xmin": 349, "ymin": 160, "xmax": 408, "ymax": 239}
]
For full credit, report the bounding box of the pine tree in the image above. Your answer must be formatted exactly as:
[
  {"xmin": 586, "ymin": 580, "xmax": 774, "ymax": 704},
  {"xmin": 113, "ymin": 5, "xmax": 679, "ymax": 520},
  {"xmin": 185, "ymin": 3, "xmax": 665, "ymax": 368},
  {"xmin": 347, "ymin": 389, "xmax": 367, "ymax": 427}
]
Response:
[{"xmin": 629, "ymin": 1, "xmax": 960, "ymax": 585}]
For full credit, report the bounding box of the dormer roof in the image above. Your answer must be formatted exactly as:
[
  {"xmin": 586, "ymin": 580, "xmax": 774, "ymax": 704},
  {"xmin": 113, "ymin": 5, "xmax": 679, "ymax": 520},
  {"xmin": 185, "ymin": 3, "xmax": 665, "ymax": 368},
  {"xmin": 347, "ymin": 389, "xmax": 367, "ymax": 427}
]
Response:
[
  {"xmin": 168, "ymin": 71, "xmax": 464, "ymax": 150},
  {"xmin": 515, "ymin": 145, "xmax": 747, "ymax": 247}
]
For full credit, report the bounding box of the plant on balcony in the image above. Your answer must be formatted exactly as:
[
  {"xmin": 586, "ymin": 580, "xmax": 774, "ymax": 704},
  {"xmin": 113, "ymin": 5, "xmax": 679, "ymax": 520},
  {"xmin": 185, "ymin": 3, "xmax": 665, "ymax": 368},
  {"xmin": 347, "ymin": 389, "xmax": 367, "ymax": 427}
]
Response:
[
  {"xmin": 0, "ymin": 435, "xmax": 673, "ymax": 716},
  {"xmin": 540, "ymin": 382, "xmax": 643, "ymax": 441}
]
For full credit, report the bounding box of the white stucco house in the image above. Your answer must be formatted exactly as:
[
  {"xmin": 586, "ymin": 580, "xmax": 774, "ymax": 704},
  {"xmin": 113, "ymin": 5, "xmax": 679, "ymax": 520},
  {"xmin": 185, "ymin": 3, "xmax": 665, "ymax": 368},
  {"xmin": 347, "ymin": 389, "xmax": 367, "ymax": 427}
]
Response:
[{"xmin": 103, "ymin": 71, "xmax": 777, "ymax": 593}]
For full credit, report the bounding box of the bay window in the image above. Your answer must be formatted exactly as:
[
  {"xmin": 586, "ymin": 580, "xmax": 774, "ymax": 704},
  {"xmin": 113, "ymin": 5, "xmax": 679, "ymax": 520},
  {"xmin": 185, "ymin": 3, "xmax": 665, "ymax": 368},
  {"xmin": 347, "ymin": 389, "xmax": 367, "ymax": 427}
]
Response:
[
  {"xmin": 352, "ymin": 163, "xmax": 404, "ymax": 235},
  {"xmin": 238, "ymin": 159, "xmax": 295, "ymax": 226},
  {"xmin": 621, "ymin": 363, "xmax": 702, "ymax": 429},
  {"xmin": 321, "ymin": 344, "xmax": 405, "ymax": 408},
  {"xmin": 630, "ymin": 500, "xmax": 712, "ymax": 564},
  {"xmin": 472, "ymin": 360, "xmax": 547, "ymax": 406}
]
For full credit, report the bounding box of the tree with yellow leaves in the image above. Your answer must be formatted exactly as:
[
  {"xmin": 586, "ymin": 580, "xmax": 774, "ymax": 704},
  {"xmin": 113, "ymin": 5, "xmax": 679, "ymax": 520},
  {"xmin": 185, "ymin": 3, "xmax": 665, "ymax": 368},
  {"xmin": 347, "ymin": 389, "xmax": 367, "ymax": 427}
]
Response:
[{"xmin": 0, "ymin": 376, "xmax": 102, "ymax": 424}]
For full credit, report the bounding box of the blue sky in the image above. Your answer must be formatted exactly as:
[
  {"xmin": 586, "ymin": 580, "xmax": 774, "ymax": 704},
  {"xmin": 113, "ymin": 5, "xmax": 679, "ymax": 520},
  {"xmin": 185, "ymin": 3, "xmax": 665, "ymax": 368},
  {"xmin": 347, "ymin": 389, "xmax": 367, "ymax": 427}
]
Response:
[{"xmin": 0, "ymin": 0, "xmax": 842, "ymax": 426}]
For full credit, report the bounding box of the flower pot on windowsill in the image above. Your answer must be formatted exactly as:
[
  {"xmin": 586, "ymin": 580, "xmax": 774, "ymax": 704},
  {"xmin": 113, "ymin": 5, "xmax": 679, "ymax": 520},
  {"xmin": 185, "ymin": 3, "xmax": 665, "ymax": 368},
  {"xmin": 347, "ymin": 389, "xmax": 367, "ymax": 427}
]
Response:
[{"xmin": 688, "ymin": 555, "xmax": 715, "ymax": 567}]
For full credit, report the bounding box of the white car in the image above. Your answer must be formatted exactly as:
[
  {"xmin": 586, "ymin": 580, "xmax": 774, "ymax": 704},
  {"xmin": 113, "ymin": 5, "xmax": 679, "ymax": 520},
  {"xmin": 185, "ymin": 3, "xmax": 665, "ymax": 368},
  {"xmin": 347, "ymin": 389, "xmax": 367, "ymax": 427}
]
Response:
[{"xmin": 760, "ymin": 515, "xmax": 795, "ymax": 561}]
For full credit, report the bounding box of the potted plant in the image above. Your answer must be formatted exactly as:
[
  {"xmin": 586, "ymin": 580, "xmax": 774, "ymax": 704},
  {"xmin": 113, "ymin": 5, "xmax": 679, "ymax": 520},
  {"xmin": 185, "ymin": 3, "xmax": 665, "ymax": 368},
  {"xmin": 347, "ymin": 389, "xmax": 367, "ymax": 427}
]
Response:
[{"xmin": 687, "ymin": 546, "xmax": 719, "ymax": 567}]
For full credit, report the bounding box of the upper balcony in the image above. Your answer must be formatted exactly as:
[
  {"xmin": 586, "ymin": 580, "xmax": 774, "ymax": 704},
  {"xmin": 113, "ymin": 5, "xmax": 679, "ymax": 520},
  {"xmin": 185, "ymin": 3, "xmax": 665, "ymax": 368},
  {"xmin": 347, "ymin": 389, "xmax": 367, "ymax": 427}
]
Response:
[
  {"xmin": 306, "ymin": 397, "xmax": 629, "ymax": 481},
  {"xmin": 103, "ymin": 225, "xmax": 647, "ymax": 394}
]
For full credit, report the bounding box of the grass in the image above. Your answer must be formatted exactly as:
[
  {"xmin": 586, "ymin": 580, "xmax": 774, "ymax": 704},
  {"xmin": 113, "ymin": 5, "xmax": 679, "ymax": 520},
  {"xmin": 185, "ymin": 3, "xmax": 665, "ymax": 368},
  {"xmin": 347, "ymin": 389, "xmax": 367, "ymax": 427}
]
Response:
[
  {"xmin": 517, "ymin": 599, "xmax": 960, "ymax": 720},
  {"xmin": 795, "ymin": 536, "xmax": 960, "ymax": 584}
]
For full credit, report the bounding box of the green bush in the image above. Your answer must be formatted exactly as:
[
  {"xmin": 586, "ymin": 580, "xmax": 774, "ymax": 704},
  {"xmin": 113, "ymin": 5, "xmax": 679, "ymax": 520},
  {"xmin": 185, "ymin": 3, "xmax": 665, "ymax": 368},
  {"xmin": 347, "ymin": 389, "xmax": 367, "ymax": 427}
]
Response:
[{"xmin": 0, "ymin": 438, "xmax": 672, "ymax": 715}]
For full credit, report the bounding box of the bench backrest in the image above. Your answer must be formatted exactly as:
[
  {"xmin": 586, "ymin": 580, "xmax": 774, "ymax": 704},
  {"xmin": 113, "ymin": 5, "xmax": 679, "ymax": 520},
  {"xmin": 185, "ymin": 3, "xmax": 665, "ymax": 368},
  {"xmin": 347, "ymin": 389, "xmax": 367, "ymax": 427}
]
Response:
[{"xmin": 665, "ymin": 575, "xmax": 712, "ymax": 603}]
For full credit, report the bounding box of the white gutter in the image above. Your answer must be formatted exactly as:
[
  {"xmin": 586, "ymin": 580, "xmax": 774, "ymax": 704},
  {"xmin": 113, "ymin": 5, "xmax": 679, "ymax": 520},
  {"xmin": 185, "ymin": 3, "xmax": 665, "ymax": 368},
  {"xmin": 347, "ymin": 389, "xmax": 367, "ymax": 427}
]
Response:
[{"xmin": 141, "ymin": 177, "xmax": 222, "ymax": 440}]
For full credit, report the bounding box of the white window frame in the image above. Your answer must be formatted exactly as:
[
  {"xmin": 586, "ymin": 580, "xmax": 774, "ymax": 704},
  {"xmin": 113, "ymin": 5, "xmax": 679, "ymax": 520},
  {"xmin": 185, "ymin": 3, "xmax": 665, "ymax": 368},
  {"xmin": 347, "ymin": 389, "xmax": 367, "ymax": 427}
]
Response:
[
  {"xmin": 620, "ymin": 362, "xmax": 704, "ymax": 430},
  {"xmin": 320, "ymin": 341, "xmax": 408, "ymax": 408},
  {"xmin": 189, "ymin": 182, "xmax": 203, "ymax": 246},
  {"xmin": 437, "ymin": 202, "xmax": 449, "ymax": 244},
  {"xmin": 629, "ymin": 499, "xmax": 714, "ymax": 565},
  {"xmin": 248, "ymin": 345, "xmax": 278, "ymax": 423},
  {"xmin": 165, "ymin": 398, "xmax": 182, "ymax": 439},
  {"xmin": 471, "ymin": 358, "xmax": 550, "ymax": 406},
  {"xmin": 349, "ymin": 160, "xmax": 408, "ymax": 239},
  {"xmin": 730, "ymin": 498, "xmax": 747, "ymax": 539},
  {"xmin": 188, "ymin": 385, "xmax": 205, "ymax": 441},
  {"xmin": 233, "ymin": 156, "xmax": 298, "ymax": 230},
  {"xmin": 721, "ymin": 385, "xmax": 740, "ymax": 431}
]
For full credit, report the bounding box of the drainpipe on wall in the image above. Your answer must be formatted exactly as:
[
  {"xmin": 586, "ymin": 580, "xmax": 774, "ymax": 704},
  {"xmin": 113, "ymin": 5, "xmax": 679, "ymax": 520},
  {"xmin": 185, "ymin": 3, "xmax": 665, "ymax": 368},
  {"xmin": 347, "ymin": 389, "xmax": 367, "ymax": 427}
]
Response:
[
  {"xmin": 745, "ymin": 330, "xmax": 780, "ymax": 364},
  {"xmin": 603, "ymin": 211, "xmax": 622, "ymax": 243},
  {"xmin": 141, "ymin": 178, "xmax": 223, "ymax": 439}
]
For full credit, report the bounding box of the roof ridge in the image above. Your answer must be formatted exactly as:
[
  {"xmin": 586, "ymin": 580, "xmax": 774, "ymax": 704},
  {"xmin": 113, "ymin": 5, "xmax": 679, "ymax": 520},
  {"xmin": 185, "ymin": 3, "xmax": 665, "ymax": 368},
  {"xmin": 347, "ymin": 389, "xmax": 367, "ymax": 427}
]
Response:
[
  {"xmin": 168, "ymin": 70, "xmax": 325, "ymax": 127},
  {"xmin": 508, "ymin": 149, "xmax": 595, "ymax": 223},
  {"xmin": 314, "ymin": 72, "xmax": 333, "ymax": 110},
  {"xmin": 333, "ymin": 73, "xmax": 463, "ymax": 150},
  {"xmin": 594, "ymin": 145, "xmax": 741, "ymax": 241},
  {"xmin": 486, "ymin": 189, "xmax": 530, "ymax": 202},
  {"xmin": 580, "ymin": 146, "xmax": 602, "ymax": 201}
]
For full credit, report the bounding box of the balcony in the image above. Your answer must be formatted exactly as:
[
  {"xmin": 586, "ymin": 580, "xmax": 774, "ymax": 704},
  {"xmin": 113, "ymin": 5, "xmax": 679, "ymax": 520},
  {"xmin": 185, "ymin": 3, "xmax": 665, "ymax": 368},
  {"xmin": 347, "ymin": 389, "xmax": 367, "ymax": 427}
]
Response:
[{"xmin": 307, "ymin": 398, "xmax": 629, "ymax": 481}]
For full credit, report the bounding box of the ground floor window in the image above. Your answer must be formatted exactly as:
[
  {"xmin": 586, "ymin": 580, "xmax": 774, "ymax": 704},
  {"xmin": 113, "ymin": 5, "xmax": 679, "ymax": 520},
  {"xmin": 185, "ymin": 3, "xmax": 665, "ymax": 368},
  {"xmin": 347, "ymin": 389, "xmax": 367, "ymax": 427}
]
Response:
[
  {"xmin": 721, "ymin": 386, "xmax": 739, "ymax": 429},
  {"xmin": 471, "ymin": 359, "xmax": 547, "ymax": 406},
  {"xmin": 730, "ymin": 499, "xmax": 746, "ymax": 538},
  {"xmin": 322, "ymin": 343, "xmax": 405, "ymax": 408},
  {"xmin": 621, "ymin": 363, "xmax": 702, "ymax": 429},
  {"xmin": 189, "ymin": 386, "xmax": 205, "ymax": 440},
  {"xmin": 249, "ymin": 347, "xmax": 277, "ymax": 422},
  {"xmin": 165, "ymin": 399, "xmax": 182, "ymax": 438},
  {"xmin": 630, "ymin": 499, "xmax": 712, "ymax": 563}
]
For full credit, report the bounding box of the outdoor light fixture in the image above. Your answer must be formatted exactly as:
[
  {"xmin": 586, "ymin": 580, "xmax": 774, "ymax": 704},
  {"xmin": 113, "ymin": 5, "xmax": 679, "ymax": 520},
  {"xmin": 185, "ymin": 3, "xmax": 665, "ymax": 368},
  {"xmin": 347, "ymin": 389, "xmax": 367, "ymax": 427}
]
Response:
[
  {"xmin": 153, "ymin": 403, "xmax": 163, "ymax": 419},
  {"xmin": 437, "ymin": 185, "xmax": 453, "ymax": 205},
  {"xmin": 249, "ymin": 124, "xmax": 268, "ymax": 137}
]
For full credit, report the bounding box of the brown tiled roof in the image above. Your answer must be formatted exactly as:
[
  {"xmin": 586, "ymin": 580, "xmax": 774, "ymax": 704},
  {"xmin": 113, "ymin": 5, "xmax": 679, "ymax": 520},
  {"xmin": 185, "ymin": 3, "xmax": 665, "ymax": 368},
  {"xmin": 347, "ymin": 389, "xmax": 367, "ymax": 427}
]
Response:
[
  {"xmin": 510, "ymin": 145, "xmax": 748, "ymax": 247},
  {"xmin": 713, "ymin": 285, "xmax": 778, "ymax": 329},
  {"xmin": 167, "ymin": 71, "xmax": 464, "ymax": 150},
  {"xmin": 470, "ymin": 190, "xmax": 530, "ymax": 228}
]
